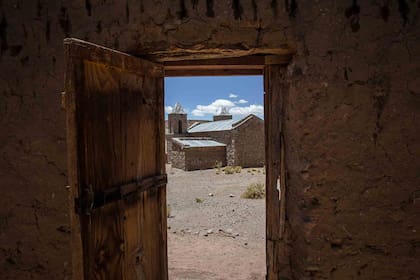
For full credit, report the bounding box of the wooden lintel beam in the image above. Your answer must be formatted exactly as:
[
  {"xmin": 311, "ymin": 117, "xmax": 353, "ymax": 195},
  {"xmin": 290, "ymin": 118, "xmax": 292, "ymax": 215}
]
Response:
[
  {"xmin": 163, "ymin": 56, "xmax": 265, "ymax": 68},
  {"xmin": 164, "ymin": 68, "xmax": 263, "ymax": 77},
  {"xmin": 264, "ymin": 54, "xmax": 292, "ymax": 65},
  {"xmin": 163, "ymin": 54, "xmax": 291, "ymax": 76}
]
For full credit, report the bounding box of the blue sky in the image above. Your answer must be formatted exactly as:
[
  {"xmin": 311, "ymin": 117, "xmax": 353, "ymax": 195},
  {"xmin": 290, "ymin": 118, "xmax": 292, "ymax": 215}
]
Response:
[{"xmin": 164, "ymin": 76, "xmax": 264, "ymax": 120}]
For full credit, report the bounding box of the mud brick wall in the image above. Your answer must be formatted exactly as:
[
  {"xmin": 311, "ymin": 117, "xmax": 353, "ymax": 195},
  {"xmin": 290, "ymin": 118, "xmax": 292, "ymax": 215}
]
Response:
[
  {"xmin": 234, "ymin": 117, "xmax": 264, "ymax": 167},
  {"xmin": 185, "ymin": 146, "xmax": 226, "ymax": 171},
  {"xmin": 282, "ymin": 2, "xmax": 420, "ymax": 279},
  {"xmin": 188, "ymin": 130, "xmax": 236, "ymax": 166},
  {"xmin": 0, "ymin": 0, "xmax": 419, "ymax": 279}
]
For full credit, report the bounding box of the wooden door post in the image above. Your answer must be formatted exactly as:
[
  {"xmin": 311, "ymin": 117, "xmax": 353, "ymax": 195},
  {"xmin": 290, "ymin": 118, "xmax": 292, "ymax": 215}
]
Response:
[{"xmin": 264, "ymin": 56, "xmax": 290, "ymax": 280}]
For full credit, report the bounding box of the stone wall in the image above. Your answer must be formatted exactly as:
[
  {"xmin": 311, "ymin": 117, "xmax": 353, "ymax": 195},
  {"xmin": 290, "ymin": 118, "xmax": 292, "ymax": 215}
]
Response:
[
  {"xmin": 168, "ymin": 142, "xmax": 186, "ymax": 170},
  {"xmin": 168, "ymin": 113, "xmax": 187, "ymax": 134},
  {"xmin": 188, "ymin": 130, "xmax": 236, "ymax": 166},
  {"xmin": 234, "ymin": 116, "xmax": 265, "ymax": 167},
  {"xmin": 0, "ymin": 0, "xmax": 419, "ymax": 279},
  {"xmin": 185, "ymin": 146, "xmax": 226, "ymax": 171}
]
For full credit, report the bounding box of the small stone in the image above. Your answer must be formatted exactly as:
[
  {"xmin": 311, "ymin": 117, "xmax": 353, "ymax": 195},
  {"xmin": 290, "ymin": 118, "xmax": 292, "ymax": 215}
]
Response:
[
  {"xmin": 226, "ymin": 228, "xmax": 233, "ymax": 234},
  {"xmin": 229, "ymin": 194, "xmax": 235, "ymax": 198},
  {"xmin": 208, "ymin": 193, "xmax": 214, "ymax": 197},
  {"xmin": 207, "ymin": 229, "xmax": 214, "ymax": 234},
  {"xmin": 244, "ymin": 242, "xmax": 248, "ymax": 246},
  {"xmin": 234, "ymin": 232, "xmax": 240, "ymax": 237}
]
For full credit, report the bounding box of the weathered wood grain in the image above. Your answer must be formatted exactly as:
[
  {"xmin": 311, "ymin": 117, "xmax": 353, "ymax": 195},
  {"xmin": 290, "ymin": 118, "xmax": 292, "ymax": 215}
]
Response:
[
  {"xmin": 65, "ymin": 39, "xmax": 167, "ymax": 280},
  {"xmin": 64, "ymin": 38, "xmax": 84, "ymax": 280},
  {"xmin": 264, "ymin": 65, "xmax": 287, "ymax": 280}
]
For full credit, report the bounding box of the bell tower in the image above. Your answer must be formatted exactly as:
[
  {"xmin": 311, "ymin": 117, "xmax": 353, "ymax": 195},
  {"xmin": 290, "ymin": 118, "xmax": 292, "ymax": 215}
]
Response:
[{"xmin": 168, "ymin": 102, "xmax": 187, "ymax": 135}]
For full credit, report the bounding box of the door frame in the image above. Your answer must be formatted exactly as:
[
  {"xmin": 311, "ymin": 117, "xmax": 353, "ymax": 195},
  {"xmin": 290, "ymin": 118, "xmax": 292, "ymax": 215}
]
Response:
[{"xmin": 162, "ymin": 55, "xmax": 290, "ymax": 279}]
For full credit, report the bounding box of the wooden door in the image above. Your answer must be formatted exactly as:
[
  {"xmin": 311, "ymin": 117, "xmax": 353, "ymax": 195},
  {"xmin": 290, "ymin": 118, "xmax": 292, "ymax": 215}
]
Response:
[{"xmin": 64, "ymin": 39, "xmax": 167, "ymax": 279}]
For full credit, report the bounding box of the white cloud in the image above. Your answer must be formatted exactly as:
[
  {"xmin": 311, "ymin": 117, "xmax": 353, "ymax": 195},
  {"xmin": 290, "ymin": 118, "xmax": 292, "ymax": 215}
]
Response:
[
  {"xmin": 191, "ymin": 99, "xmax": 235, "ymax": 117},
  {"xmin": 164, "ymin": 106, "xmax": 173, "ymax": 114},
  {"xmin": 191, "ymin": 99, "xmax": 263, "ymax": 117},
  {"xmin": 229, "ymin": 104, "xmax": 264, "ymax": 116},
  {"xmin": 229, "ymin": 93, "xmax": 238, "ymax": 98}
]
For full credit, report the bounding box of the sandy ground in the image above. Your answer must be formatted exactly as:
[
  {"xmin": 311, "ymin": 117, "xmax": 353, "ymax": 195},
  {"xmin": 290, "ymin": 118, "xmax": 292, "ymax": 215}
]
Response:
[{"xmin": 166, "ymin": 164, "xmax": 266, "ymax": 280}]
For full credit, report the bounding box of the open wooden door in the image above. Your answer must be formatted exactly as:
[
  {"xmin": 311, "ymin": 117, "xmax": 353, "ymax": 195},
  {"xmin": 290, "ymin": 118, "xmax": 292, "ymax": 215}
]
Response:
[{"xmin": 64, "ymin": 39, "xmax": 167, "ymax": 279}]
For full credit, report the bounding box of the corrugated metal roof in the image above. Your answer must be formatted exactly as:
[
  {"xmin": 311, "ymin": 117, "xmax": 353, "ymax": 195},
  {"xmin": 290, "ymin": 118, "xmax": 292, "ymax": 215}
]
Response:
[
  {"xmin": 188, "ymin": 119, "xmax": 237, "ymax": 133},
  {"xmin": 172, "ymin": 138, "xmax": 226, "ymax": 148}
]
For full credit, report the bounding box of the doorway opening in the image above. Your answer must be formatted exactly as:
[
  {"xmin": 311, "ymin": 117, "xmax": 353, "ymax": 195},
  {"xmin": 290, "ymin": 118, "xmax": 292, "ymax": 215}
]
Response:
[{"xmin": 164, "ymin": 76, "xmax": 265, "ymax": 279}]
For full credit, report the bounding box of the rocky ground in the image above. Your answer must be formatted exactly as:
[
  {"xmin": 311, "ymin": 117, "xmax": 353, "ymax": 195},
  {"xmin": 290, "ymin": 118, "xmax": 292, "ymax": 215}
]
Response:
[{"xmin": 166, "ymin": 164, "xmax": 266, "ymax": 280}]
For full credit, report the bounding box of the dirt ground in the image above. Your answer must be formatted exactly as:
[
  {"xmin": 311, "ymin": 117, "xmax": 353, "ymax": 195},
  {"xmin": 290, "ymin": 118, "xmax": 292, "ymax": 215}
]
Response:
[{"xmin": 166, "ymin": 164, "xmax": 266, "ymax": 280}]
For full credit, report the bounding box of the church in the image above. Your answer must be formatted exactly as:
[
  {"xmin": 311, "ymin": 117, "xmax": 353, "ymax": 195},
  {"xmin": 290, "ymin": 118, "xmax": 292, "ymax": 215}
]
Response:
[{"xmin": 166, "ymin": 103, "xmax": 264, "ymax": 171}]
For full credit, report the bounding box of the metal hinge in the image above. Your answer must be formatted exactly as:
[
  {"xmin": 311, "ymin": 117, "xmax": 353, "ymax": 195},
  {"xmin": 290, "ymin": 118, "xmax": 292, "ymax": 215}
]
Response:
[{"xmin": 75, "ymin": 174, "xmax": 167, "ymax": 215}]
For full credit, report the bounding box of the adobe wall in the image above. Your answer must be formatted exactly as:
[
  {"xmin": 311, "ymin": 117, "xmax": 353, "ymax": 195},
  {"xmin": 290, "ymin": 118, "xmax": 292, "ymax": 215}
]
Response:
[
  {"xmin": 282, "ymin": 2, "xmax": 420, "ymax": 279},
  {"xmin": 188, "ymin": 130, "xmax": 236, "ymax": 166},
  {"xmin": 0, "ymin": 1, "xmax": 419, "ymax": 279},
  {"xmin": 234, "ymin": 117, "xmax": 264, "ymax": 167},
  {"xmin": 185, "ymin": 146, "xmax": 226, "ymax": 171}
]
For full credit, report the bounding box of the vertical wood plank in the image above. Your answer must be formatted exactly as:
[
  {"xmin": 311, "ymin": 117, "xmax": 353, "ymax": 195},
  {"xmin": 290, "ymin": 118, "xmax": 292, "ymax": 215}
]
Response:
[
  {"xmin": 64, "ymin": 42, "xmax": 85, "ymax": 280},
  {"xmin": 265, "ymin": 65, "xmax": 287, "ymax": 280}
]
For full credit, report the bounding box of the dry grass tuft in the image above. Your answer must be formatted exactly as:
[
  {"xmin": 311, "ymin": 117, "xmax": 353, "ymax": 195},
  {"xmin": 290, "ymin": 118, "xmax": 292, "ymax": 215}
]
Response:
[
  {"xmin": 223, "ymin": 166, "xmax": 242, "ymax": 174},
  {"xmin": 223, "ymin": 166, "xmax": 235, "ymax": 174},
  {"xmin": 241, "ymin": 183, "xmax": 265, "ymax": 199},
  {"xmin": 234, "ymin": 166, "xmax": 242, "ymax": 173}
]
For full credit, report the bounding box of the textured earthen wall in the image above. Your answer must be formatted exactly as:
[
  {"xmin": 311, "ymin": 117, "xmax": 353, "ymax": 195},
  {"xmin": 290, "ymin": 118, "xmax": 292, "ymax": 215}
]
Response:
[
  {"xmin": 185, "ymin": 146, "xmax": 226, "ymax": 171},
  {"xmin": 282, "ymin": 2, "xmax": 420, "ymax": 279},
  {"xmin": 0, "ymin": 0, "xmax": 419, "ymax": 279},
  {"xmin": 234, "ymin": 116, "xmax": 264, "ymax": 167},
  {"xmin": 189, "ymin": 130, "xmax": 236, "ymax": 165}
]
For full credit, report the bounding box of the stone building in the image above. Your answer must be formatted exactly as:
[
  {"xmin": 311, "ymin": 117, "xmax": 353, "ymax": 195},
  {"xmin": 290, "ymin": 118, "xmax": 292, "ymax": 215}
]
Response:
[
  {"xmin": 166, "ymin": 105, "xmax": 264, "ymax": 170},
  {"xmin": 169, "ymin": 137, "xmax": 227, "ymax": 171},
  {"xmin": 1, "ymin": 1, "xmax": 419, "ymax": 279}
]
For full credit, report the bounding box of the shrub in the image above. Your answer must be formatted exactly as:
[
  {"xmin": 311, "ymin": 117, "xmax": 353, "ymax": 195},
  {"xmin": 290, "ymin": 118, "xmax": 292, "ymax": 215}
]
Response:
[
  {"xmin": 214, "ymin": 161, "xmax": 223, "ymax": 174},
  {"xmin": 241, "ymin": 183, "xmax": 265, "ymax": 199},
  {"xmin": 224, "ymin": 166, "xmax": 235, "ymax": 174},
  {"xmin": 167, "ymin": 205, "xmax": 172, "ymax": 218},
  {"xmin": 195, "ymin": 197, "xmax": 204, "ymax": 203},
  {"xmin": 214, "ymin": 161, "xmax": 222, "ymax": 169},
  {"xmin": 234, "ymin": 166, "xmax": 242, "ymax": 173}
]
